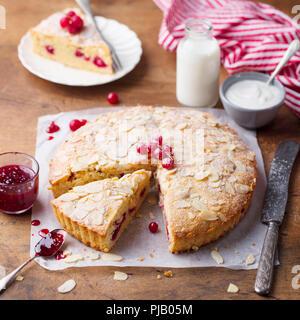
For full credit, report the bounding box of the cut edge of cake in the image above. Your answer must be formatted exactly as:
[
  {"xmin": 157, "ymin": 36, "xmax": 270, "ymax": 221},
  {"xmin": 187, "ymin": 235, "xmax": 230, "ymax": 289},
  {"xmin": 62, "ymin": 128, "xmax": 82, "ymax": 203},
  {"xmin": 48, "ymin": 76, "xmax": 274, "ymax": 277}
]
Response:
[
  {"xmin": 30, "ymin": 8, "xmax": 113, "ymax": 74},
  {"xmin": 51, "ymin": 169, "xmax": 151, "ymax": 252}
]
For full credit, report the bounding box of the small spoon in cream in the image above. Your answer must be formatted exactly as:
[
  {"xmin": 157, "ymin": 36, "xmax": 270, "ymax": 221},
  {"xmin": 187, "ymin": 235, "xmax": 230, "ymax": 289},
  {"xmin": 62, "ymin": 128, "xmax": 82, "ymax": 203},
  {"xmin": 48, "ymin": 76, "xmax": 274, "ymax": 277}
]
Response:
[
  {"xmin": 0, "ymin": 228, "xmax": 66, "ymax": 293},
  {"xmin": 267, "ymin": 39, "xmax": 300, "ymax": 85}
]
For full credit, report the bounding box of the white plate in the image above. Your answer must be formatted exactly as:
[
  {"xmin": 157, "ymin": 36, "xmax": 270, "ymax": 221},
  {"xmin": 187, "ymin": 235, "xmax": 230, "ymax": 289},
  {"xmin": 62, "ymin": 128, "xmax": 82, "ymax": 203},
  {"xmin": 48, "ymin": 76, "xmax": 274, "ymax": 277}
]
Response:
[{"xmin": 18, "ymin": 16, "xmax": 142, "ymax": 86}]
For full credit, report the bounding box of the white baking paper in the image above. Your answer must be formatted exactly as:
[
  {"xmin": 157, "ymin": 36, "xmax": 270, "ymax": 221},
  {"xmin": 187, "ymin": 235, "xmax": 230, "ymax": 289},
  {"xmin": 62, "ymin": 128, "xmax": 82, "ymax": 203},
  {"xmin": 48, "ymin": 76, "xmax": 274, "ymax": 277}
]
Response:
[{"xmin": 31, "ymin": 106, "xmax": 275, "ymax": 270}]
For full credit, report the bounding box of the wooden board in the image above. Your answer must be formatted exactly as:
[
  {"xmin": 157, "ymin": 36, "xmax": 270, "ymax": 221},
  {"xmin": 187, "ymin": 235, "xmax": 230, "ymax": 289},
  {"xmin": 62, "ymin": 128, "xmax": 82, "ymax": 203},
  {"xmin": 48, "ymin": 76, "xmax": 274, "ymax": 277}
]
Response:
[{"xmin": 0, "ymin": 0, "xmax": 299, "ymax": 300}]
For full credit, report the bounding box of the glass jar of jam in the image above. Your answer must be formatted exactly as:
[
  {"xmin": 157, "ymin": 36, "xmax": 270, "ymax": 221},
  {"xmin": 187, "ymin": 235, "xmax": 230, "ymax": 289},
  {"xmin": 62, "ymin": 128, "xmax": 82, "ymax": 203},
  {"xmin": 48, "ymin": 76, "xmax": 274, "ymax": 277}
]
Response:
[{"xmin": 0, "ymin": 152, "xmax": 39, "ymax": 214}]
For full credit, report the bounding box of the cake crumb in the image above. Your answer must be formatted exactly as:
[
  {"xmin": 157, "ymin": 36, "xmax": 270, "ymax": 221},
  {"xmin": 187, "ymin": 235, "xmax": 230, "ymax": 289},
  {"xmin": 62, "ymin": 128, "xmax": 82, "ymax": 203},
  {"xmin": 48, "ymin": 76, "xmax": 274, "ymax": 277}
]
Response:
[
  {"xmin": 227, "ymin": 283, "xmax": 239, "ymax": 293},
  {"xmin": 164, "ymin": 270, "xmax": 173, "ymax": 277},
  {"xmin": 137, "ymin": 257, "xmax": 145, "ymax": 261},
  {"xmin": 149, "ymin": 253, "xmax": 154, "ymax": 258},
  {"xmin": 252, "ymin": 243, "xmax": 256, "ymax": 247},
  {"xmin": 149, "ymin": 212, "xmax": 155, "ymax": 219},
  {"xmin": 192, "ymin": 246, "xmax": 199, "ymax": 251},
  {"xmin": 136, "ymin": 212, "xmax": 142, "ymax": 218},
  {"xmin": 234, "ymin": 250, "xmax": 239, "ymax": 254},
  {"xmin": 225, "ymin": 245, "xmax": 231, "ymax": 249},
  {"xmin": 16, "ymin": 275, "xmax": 24, "ymax": 281},
  {"xmin": 152, "ymin": 249, "xmax": 156, "ymax": 253}
]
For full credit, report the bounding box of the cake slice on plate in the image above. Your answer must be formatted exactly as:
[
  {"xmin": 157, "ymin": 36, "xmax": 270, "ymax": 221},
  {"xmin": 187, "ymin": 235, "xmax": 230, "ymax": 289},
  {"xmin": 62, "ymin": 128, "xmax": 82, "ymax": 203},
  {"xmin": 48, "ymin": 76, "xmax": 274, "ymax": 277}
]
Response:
[
  {"xmin": 51, "ymin": 170, "xmax": 151, "ymax": 252},
  {"xmin": 30, "ymin": 8, "xmax": 113, "ymax": 74}
]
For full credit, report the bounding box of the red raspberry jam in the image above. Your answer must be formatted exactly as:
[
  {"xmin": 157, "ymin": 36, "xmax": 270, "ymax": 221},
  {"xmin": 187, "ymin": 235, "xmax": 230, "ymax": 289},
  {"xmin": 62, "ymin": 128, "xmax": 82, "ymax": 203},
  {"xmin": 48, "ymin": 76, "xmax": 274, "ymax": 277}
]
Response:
[
  {"xmin": 69, "ymin": 119, "xmax": 87, "ymax": 132},
  {"xmin": 35, "ymin": 231, "xmax": 64, "ymax": 257},
  {"xmin": 0, "ymin": 165, "xmax": 39, "ymax": 214},
  {"xmin": 31, "ymin": 219, "xmax": 40, "ymax": 226},
  {"xmin": 93, "ymin": 56, "xmax": 107, "ymax": 68}
]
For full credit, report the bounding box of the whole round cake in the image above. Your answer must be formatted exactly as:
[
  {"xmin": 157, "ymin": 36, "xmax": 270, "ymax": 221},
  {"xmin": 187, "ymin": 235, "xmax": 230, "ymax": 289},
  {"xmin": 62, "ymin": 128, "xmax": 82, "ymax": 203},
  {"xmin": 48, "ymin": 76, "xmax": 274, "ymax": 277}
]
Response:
[{"xmin": 49, "ymin": 106, "xmax": 257, "ymax": 253}]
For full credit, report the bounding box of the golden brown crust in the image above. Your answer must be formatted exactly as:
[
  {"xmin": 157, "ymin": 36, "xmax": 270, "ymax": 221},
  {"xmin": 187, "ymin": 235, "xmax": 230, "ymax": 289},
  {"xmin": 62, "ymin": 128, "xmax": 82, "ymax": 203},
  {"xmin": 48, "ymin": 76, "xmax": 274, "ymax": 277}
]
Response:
[{"xmin": 49, "ymin": 106, "xmax": 257, "ymax": 252}]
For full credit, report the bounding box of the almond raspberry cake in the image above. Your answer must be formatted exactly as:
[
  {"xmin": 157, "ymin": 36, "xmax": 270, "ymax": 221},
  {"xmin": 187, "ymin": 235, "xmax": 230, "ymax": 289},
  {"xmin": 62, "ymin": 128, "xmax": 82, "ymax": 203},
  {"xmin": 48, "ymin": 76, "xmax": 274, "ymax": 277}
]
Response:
[
  {"xmin": 30, "ymin": 8, "xmax": 113, "ymax": 74},
  {"xmin": 49, "ymin": 106, "xmax": 257, "ymax": 253}
]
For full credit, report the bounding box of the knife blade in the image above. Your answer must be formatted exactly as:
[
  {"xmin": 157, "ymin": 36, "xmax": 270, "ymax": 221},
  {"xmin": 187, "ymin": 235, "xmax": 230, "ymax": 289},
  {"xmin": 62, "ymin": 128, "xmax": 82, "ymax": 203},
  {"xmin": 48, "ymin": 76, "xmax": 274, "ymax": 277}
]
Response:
[{"xmin": 255, "ymin": 140, "xmax": 299, "ymax": 296}]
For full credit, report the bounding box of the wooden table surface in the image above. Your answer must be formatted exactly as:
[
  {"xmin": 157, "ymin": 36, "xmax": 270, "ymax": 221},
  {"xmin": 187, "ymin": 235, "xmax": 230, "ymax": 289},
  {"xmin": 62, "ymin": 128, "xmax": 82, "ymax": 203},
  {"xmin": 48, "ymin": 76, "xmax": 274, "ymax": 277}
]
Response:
[{"xmin": 0, "ymin": 0, "xmax": 300, "ymax": 300}]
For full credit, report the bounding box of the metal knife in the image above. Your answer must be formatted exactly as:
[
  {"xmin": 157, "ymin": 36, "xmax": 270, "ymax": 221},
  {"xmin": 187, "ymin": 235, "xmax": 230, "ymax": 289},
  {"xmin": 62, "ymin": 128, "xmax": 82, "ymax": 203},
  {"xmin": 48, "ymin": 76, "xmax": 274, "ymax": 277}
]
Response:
[{"xmin": 255, "ymin": 140, "xmax": 299, "ymax": 295}]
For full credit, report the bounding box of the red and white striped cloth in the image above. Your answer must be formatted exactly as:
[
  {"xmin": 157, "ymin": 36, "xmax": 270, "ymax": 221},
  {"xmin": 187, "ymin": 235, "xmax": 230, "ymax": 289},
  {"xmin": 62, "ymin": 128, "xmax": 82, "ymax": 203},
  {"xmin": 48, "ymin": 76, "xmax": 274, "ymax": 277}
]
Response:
[{"xmin": 153, "ymin": 0, "xmax": 300, "ymax": 117}]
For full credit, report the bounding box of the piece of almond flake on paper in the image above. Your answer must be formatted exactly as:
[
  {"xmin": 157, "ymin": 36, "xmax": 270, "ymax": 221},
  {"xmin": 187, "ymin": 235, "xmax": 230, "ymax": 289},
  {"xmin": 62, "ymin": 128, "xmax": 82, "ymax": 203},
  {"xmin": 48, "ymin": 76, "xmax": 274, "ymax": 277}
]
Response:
[
  {"xmin": 64, "ymin": 254, "xmax": 84, "ymax": 263},
  {"xmin": 211, "ymin": 249, "xmax": 224, "ymax": 264},
  {"xmin": 86, "ymin": 251, "xmax": 100, "ymax": 260},
  {"xmin": 102, "ymin": 253, "xmax": 123, "ymax": 262},
  {"xmin": 113, "ymin": 271, "xmax": 128, "ymax": 281},
  {"xmin": 245, "ymin": 254, "xmax": 256, "ymax": 265},
  {"xmin": 227, "ymin": 283, "xmax": 239, "ymax": 293},
  {"xmin": 16, "ymin": 275, "xmax": 24, "ymax": 281},
  {"xmin": 57, "ymin": 279, "xmax": 76, "ymax": 293}
]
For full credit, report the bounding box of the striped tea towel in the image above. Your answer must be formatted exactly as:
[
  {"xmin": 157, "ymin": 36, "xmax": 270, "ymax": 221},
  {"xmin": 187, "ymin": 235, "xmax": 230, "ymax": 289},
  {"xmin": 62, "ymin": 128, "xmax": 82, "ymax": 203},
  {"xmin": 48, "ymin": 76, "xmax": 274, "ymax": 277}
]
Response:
[{"xmin": 153, "ymin": 0, "xmax": 300, "ymax": 117}]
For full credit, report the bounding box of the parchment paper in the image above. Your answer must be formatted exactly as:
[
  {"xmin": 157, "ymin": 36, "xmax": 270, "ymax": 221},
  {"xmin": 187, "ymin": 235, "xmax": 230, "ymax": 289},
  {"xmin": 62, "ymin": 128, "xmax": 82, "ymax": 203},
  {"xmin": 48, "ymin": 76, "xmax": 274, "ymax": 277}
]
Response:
[{"xmin": 31, "ymin": 106, "xmax": 274, "ymax": 270}]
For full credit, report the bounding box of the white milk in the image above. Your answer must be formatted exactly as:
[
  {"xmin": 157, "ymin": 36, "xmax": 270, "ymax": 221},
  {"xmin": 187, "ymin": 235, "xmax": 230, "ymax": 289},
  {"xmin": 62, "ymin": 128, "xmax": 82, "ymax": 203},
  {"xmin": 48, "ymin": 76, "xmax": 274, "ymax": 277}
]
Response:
[
  {"xmin": 176, "ymin": 19, "xmax": 220, "ymax": 108},
  {"xmin": 226, "ymin": 80, "xmax": 283, "ymax": 109}
]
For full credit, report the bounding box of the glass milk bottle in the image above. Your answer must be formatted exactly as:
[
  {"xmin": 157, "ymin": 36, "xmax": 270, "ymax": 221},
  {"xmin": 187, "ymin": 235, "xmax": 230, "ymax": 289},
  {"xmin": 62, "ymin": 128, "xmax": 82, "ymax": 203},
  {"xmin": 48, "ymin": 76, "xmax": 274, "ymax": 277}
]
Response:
[{"xmin": 176, "ymin": 19, "xmax": 220, "ymax": 108}]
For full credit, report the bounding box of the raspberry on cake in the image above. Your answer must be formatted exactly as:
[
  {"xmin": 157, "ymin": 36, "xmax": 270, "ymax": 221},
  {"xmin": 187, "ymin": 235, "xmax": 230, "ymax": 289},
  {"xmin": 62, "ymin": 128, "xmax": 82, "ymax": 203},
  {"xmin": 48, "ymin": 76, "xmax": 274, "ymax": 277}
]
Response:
[
  {"xmin": 49, "ymin": 106, "xmax": 257, "ymax": 253},
  {"xmin": 51, "ymin": 170, "xmax": 151, "ymax": 252},
  {"xmin": 30, "ymin": 8, "xmax": 113, "ymax": 74}
]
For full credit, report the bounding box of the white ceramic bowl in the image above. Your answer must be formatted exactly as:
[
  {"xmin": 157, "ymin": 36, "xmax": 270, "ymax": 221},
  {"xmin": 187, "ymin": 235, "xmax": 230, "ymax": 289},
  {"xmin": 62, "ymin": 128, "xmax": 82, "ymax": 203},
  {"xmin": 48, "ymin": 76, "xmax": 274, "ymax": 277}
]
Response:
[{"xmin": 220, "ymin": 72, "xmax": 285, "ymax": 129}]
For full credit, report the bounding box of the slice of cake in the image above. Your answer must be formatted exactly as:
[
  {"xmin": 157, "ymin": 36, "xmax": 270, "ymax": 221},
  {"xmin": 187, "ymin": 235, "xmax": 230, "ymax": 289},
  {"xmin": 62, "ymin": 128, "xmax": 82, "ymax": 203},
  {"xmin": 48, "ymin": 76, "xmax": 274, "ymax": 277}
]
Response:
[
  {"xmin": 30, "ymin": 8, "xmax": 113, "ymax": 74},
  {"xmin": 51, "ymin": 170, "xmax": 151, "ymax": 252}
]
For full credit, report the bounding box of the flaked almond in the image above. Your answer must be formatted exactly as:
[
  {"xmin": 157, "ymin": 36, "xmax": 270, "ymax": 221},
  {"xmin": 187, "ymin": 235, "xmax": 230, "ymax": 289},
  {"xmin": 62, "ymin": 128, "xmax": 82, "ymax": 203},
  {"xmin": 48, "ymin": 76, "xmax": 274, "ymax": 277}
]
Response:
[
  {"xmin": 58, "ymin": 279, "xmax": 76, "ymax": 294},
  {"xmin": 192, "ymin": 198, "xmax": 208, "ymax": 211},
  {"xmin": 174, "ymin": 200, "xmax": 191, "ymax": 209},
  {"xmin": 227, "ymin": 283, "xmax": 239, "ymax": 293},
  {"xmin": 235, "ymin": 184, "xmax": 250, "ymax": 194},
  {"xmin": 64, "ymin": 254, "xmax": 84, "ymax": 263},
  {"xmin": 200, "ymin": 210, "xmax": 218, "ymax": 221},
  {"xmin": 194, "ymin": 170, "xmax": 210, "ymax": 181},
  {"xmin": 86, "ymin": 251, "xmax": 100, "ymax": 260},
  {"xmin": 113, "ymin": 271, "xmax": 128, "ymax": 281},
  {"xmin": 102, "ymin": 253, "xmax": 123, "ymax": 262},
  {"xmin": 211, "ymin": 249, "xmax": 224, "ymax": 264},
  {"xmin": 245, "ymin": 254, "xmax": 256, "ymax": 265},
  {"xmin": 16, "ymin": 275, "xmax": 24, "ymax": 281}
]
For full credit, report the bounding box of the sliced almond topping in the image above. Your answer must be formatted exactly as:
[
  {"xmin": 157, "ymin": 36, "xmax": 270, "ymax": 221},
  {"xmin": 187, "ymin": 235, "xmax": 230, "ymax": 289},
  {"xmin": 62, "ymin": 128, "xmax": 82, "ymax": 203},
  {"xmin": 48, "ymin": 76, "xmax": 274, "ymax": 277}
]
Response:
[
  {"xmin": 247, "ymin": 152, "xmax": 255, "ymax": 161},
  {"xmin": 245, "ymin": 254, "xmax": 256, "ymax": 265},
  {"xmin": 174, "ymin": 200, "xmax": 191, "ymax": 209},
  {"xmin": 113, "ymin": 271, "xmax": 128, "ymax": 281},
  {"xmin": 200, "ymin": 210, "xmax": 218, "ymax": 221},
  {"xmin": 235, "ymin": 184, "xmax": 250, "ymax": 194},
  {"xmin": 64, "ymin": 254, "xmax": 84, "ymax": 263},
  {"xmin": 16, "ymin": 275, "xmax": 24, "ymax": 281},
  {"xmin": 192, "ymin": 198, "xmax": 208, "ymax": 211},
  {"xmin": 58, "ymin": 279, "xmax": 76, "ymax": 294},
  {"xmin": 102, "ymin": 253, "xmax": 123, "ymax": 262},
  {"xmin": 208, "ymin": 181, "xmax": 221, "ymax": 188},
  {"xmin": 194, "ymin": 170, "xmax": 210, "ymax": 181},
  {"xmin": 227, "ymin": 283, "xmax": 239, "ymax": 293},
  {"xmin": 211, "ymin": 249, "xmax": 224, "ymax": 264}
]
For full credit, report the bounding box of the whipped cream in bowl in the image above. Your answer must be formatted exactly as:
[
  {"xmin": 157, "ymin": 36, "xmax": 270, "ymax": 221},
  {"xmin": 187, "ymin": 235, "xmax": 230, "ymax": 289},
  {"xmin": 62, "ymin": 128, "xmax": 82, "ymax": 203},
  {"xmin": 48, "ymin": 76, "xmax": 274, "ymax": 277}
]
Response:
[{"xmin": 220, "ymin": 72, "xmax": 285, "ymax": 129}]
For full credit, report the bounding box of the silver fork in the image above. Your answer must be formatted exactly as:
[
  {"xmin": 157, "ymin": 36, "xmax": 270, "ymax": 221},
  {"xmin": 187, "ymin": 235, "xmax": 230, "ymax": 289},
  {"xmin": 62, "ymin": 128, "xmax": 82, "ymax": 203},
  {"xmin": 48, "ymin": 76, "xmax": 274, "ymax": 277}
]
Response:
[{"xmin": 75, "ymin": 0, "xmax": 122, "ymax": 72}]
